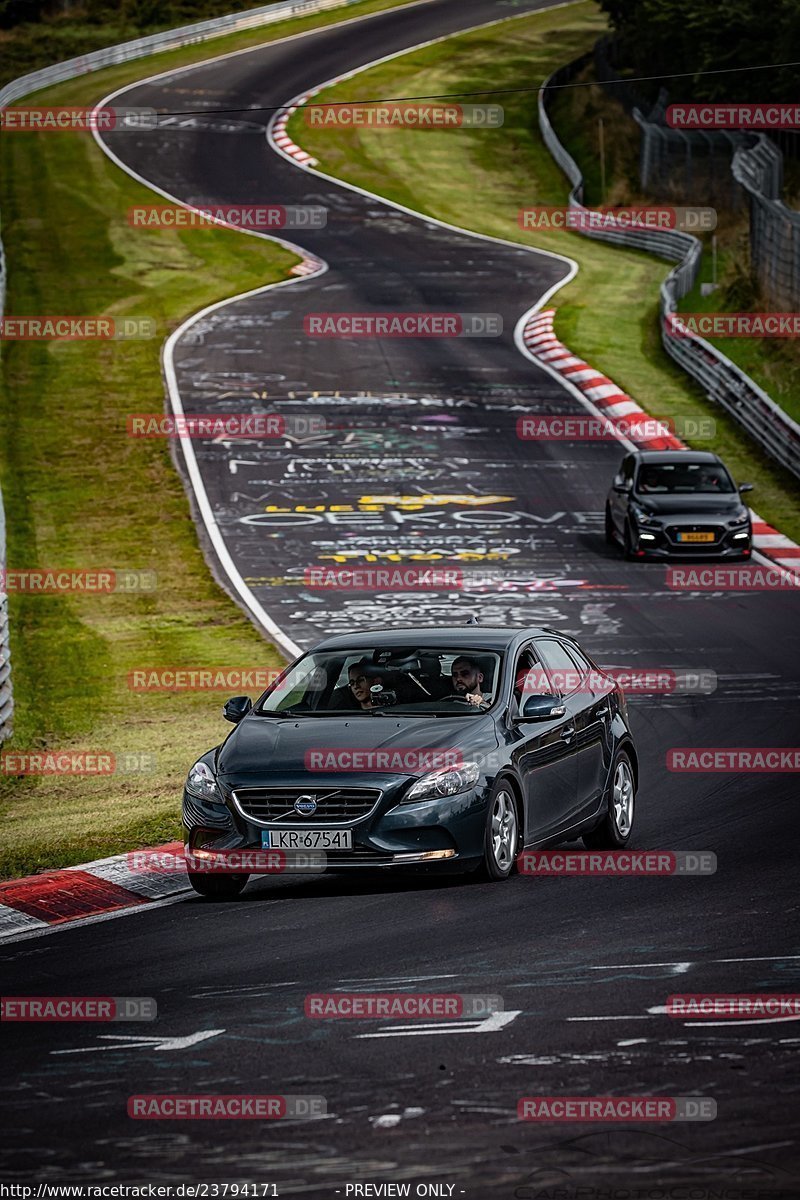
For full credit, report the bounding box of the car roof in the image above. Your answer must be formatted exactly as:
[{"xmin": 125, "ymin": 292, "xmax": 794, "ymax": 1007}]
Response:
[
  {"xmin": 632, "ymin": 450, "xmax": 720, "ymax": 464},
  {"xmin": 308, "ymin": 626, "xmax": 574, "ymax": 654}
]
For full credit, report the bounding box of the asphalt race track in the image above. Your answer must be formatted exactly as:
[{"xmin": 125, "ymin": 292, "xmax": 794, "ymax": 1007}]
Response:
[{"xmin": 2, "ymin": 0, "xmax": 799, "ymax": 1193}]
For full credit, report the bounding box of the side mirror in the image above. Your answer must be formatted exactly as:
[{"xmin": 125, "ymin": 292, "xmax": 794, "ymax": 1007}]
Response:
[
  {"xmin": 613, "ymin": 475, "xmax": 631, "ymax": 493},
  {"xmin": 223, "ymin": 695, "xmax": 252, "ymax": 723},
  {"xmin": 738, "ymin": 482, "xmax": 754, "ymax": 493},
  {"xmin": 521, "ymin": 694, "xmax": 567, "ymax": 721}
]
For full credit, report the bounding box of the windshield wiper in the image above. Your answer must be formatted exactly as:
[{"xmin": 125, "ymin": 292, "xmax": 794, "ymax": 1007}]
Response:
[
  {"xmin": 369, "ymin": 708, "xmax": 483, "ymax": 716},
  {"xmin": 255, "ymin": 708, "xmax": 340, "ymax": 717}
]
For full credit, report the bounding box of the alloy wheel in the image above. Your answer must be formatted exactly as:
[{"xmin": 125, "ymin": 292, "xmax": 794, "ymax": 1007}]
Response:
[
  {"xmin": 490, "ymin": 789, "xmax": 518, "ymax": 871},
  {"xmin": 613, "ymin": 760, "xmax": 635, "ymax": 837}
]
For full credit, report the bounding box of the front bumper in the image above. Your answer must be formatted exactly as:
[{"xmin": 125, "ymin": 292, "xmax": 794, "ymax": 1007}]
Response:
[
  {"xmin": 630, "ymin": 521, "xmax": 751, "ymax": 559},
  {"xmin": 182, "ymin": 775, "xmax": 491, "ymax": 871}
]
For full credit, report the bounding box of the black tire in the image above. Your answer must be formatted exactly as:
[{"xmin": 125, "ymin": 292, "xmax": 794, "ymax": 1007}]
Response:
[
  {"xmin": 623, "ymin": 521, "xmax": 636, "ymax": 561},
  {"xmin": 479, "ymin": 780, "xmax": 521, "ymax": 881},
  {"xmin": 605, "ymin": 503, "xmax": 616, "ymax": 546},
  {"xmin": 583, "ymin": 750, "xmax": 635, "ymax": 849},
  {"xmin": 188, "ymin": 871, "xmax": 249, "ymax": 900}
]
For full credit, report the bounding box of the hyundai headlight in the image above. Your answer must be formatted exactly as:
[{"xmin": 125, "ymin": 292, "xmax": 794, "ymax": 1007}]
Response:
[
  {"xmin": 402, "ymin": 762, "xmax": 480, "ymax": 804},
  {"xmin": 630, "ymin": 502, "xmax": 659, "ymax": 527},
  {"xmin": 186, "ymin": 760, "xmax": 221, "ymax": 801},
  {"xmin": 729, "ymin": 508, "xmax": 750, "ymax": 527}
]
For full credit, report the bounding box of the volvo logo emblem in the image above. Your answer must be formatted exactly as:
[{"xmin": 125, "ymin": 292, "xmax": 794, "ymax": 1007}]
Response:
[{"xmin": 294, "ymin": 794, "xmax": 318, "ymax": 815}]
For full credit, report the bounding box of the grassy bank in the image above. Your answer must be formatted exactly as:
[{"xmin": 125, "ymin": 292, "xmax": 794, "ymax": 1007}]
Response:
[
  {"xmin": 0, "ymin": 0, "xmax": 415, "ymax": 879},
  {"xmin": 288, "ymin": 0, "xmax": 800, "ymax": 540}
]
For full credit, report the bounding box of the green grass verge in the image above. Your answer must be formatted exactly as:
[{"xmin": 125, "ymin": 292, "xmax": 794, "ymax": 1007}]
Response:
[
  {"xmin": 288, "ymin": 0, "xmax": 800, "ymax": 540},
  {"xmin": 0, "ymin": 0, "xmax": 418, "ymax": 880}
]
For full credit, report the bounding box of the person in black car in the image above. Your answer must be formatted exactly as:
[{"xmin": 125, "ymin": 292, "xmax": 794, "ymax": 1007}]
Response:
[
  {"xmin": 448, "ymin": 656, "xmax": 493, "ymax": 708},
  {"xmin": 347, "ymin": 659, "xmax": 379, "ymax": 710}
]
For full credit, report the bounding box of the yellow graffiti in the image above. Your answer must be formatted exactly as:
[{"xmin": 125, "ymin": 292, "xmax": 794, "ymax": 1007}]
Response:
[
  {"xmin": 319, "ymin": 551, "xmax": 514, "ymax": 563},
  {"xmin": 262, "ymin": 495, "xmax": 514, "ymax": 515},
  {"xmin": 359, "ymin": 494, "xmax": 513, "ymax": 509},
  {"xmin": 263, "ymin": 504, "xmax": 384, "ymax": 513}
]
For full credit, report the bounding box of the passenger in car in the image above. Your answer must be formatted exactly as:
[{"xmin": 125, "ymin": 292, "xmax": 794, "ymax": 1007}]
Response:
[{"xmin": 347, "ymin": 659, "xmax": 380, "ymax": 710}]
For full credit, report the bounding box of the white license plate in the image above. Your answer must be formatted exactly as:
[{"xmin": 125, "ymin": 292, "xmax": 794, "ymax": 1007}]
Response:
[{"xmin": 262, "ymin": 828, "xmax": 353, "ymax": 850}]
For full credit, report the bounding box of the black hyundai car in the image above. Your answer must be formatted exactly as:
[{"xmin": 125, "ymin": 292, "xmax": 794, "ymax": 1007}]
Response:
[
  {"xmin": 182, "ymin": 626, "xmax": 638, "ymax": 898},
  {"xmin": 605, "ymin": 449, "xmax": 753, "ymax": 559}
]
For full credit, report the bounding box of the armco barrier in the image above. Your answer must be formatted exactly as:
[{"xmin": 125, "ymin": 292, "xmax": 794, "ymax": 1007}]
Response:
[
  {"xmin": 0, "ymin": 0, "xmax": 374, "ymax": 745},
  {"xmin": 538, "ymin": 58, "xmax": 800, "ymax": 483}
]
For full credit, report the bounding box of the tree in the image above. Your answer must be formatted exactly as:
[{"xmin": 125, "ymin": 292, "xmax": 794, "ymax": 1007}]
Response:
[{"xmin": 597, "ymin": 0, "xmax": 800, "ymax": 103}]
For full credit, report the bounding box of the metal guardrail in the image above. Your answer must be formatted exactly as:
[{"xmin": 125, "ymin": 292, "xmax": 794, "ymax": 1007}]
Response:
[
  {"xmin": 0, "ymin": 0, "xmax": 369, "ymax": 745},
  {"xmin": 538, "ymin": 58, "xmax": 800, "ymax": 484}
]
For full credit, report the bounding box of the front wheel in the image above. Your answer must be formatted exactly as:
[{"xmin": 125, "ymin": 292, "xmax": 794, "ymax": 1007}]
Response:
[
  {"xmin": 623, "ymin": 521, "xmax": 636, "ymax": 560},
  {"xmin": 479, "ymin": 781, "xmax": 521, "ymax": 880},
  {"xmin": 188, "ymin": 871, "xmax": 249, "ymax": 900},
  {"xmin": 583, "ymin": 751, "xmax": 635, "ymax": 849}
]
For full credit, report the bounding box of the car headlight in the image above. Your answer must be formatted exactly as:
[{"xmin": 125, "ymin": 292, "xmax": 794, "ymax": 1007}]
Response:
[
  {"xmin": 729, "ymin": 508, "xmax": 750, "ymax": 527},
  {"xmin": 402, "ymin": 761, "xmax": 480, "ymax": 804},
  {"xmin": 630, "ymin": 502, "xmax": 660, "ymax": 527},
  {"xmin": 186, "ymin": 760, "xmax": 221, "ymax": 802}
]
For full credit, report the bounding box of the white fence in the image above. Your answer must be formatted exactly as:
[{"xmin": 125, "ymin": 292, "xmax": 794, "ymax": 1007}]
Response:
[
  {"xmin": 0, "ymin": 0, "xmax": 370, "ymax": 744},
  {"xmin": 538, "ymin": 59, "xmax": 800, "ymax": 483}
]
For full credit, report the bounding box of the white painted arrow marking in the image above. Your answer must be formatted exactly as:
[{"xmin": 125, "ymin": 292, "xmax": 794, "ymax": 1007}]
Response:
[
  {"xmin": 588, "ymin": 961, "xmax": 693, "ymax": 973},
  {"xmin": 677, "ymin": 1016, "xmax": 800, "ymax": 1027},
  {"xmin": 568, "ymin": 1005, "xmax": 800, "ymax": 1028},
  {"xmin": 567, "ymin": 1015, "xmax": 654, "ymax": 1022},
  {"xmin": 51, "ymin": 1029, "xmax": 224, "ymax": 1054},
  {"xmin": 227, "ymin": 459, "xmax": 260, "ymax": 474},
  {"xmin": 355, "ymin": 1010, "xmax": 521, "ymax": 1038},
  {"xmin": 645, "ymin": 1005, "xmax": 800, "ymax": 1027},
  {"xmin": 588, "ymin": 953, "xmax": 800, "ymax": 970}
]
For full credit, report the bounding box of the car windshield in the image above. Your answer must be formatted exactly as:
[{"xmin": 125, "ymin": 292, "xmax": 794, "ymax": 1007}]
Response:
[
  {"xmin": 256, "ymin": 648, "xmax": 503, "ymax": 716},
  {"xmin": 636, "ymin": 461, "xmax": 735, "ymax": 494}
]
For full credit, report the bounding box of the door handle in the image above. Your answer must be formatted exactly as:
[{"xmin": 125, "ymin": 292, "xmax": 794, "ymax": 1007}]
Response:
[{"xmin": 560, "ymin": 726, "xmax": 576, "ymax": 741}]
